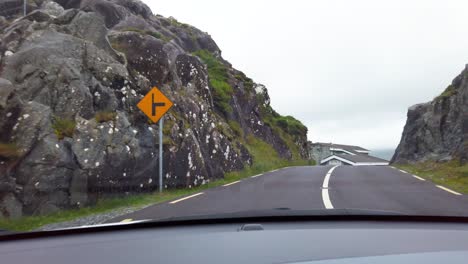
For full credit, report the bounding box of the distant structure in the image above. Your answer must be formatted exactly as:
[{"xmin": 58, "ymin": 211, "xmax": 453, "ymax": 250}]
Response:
[{"xmin": 310, "ymin": 142, "xmax": 389, "ymax": 166}]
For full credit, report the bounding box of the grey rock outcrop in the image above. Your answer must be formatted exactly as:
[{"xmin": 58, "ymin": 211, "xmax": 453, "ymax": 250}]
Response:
[
  {"xmin": 0, "ymin": 0, "xmax": 309, "ymax": 218},
  {"xmin": 392, "ymin": 66, "xmax": 468, "ymax": 164}
]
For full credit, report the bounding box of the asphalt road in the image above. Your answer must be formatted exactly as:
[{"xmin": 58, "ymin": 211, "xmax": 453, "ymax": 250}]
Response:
[{"xmin": 109, "ymin": 165, "xmax": 468, "ymax": 222}]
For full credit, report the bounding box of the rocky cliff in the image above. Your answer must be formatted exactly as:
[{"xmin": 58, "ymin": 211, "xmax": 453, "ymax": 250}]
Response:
[
  {"xmin": 0, "ymin": 0, "xmax": 309, "ymax": 218},
  {"xmin": 392, "ymin": 66, "xmax": 468, "ymax": 164}
]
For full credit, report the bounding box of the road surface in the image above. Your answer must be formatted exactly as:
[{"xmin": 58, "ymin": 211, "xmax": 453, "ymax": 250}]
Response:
[{"xmin": 109, "ymin": 165, "xmax": 468, "ymax": 222}]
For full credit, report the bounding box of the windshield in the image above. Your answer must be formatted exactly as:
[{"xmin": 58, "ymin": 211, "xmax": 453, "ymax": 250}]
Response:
[{"xmin": 1, "ymin": 0, "xmax": 468, "ymax": 232}]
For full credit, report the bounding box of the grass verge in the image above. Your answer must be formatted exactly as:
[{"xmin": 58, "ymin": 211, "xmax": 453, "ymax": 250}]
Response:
[
  {"xmin": 0, "ymin": 136, "xmax": 312, "ymax": 231},
  {"xmin": 395, "ymin": 160, "xmax": 468, "ymax": 194}
]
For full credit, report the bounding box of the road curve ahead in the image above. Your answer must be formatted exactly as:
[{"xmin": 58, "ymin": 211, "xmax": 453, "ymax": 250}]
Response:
[{"xmin": 109, "ymin": 165, "xmax": 468, "ymax": 223}]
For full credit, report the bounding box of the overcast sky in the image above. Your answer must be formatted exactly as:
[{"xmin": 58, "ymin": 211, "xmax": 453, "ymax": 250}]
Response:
[{"xmin": 146, "ymin": 0, "xmax": 468, "ymax": 150}]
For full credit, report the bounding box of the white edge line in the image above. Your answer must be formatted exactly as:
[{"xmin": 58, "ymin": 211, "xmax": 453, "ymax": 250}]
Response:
[
  {"xmin": 412, "ymin": 175, "xmax": 425, "ymax": 181},
  {"xmin": 399, "ymin": 169, "xmax": 408, "ymax": 174},
  {"xmin": 223, "ymin": 180, "xmax": 240, "ymax": 187},
  {"xmin": 270, "ymin": 169, "xmax": 279, "ymax": 172},
  {"xmin": 169, "ymin": 192, "xmax": 204, "ymax": 204},
  {"xmin": 436, "ymin": 185, "xmax": 462, "ymax": 196},
  {"xmin": 251, "ymin": 174, "xmax": 263, "ymax": 178}
]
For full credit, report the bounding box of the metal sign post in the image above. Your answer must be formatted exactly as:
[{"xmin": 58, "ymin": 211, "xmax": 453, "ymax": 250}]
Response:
[
  {"xmin": 137, "ymin": 87, "xmax": 173, "ymax": 193},
  {"xmin": 23, "ymin": 0, "xmax": 26, "ymax": 16},
  {"xmin": 159, "ymin": 117, "xmax": 163, "ymax": 193}
]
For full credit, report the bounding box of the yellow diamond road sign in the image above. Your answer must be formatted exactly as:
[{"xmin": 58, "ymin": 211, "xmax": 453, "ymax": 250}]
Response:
[{"xmin": 137, "ymin": 87, "xmax": 173, "ymax": 123}]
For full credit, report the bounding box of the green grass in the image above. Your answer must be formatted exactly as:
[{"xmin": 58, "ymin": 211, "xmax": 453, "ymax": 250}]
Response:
[
  {"xmin": 241, "ymin": 135, "xmax": 311, "ymax": 173},
  {"xmin": 227, "ymin": 120, "xmax": 243, "ymax": 137},
  {"xmin": 147, "ymin": 31, "xmax": 172, "ymax": 42},
  {"xmin": 234, "ymin": 72, "xmax": 254, "ymax": 93},
  {"xmin": 162, "ymin": 118, "xmax": 175, "ymax": 146},
  {"xmin": 119, "ymin": 27, "xmax": 172, "ymax": 42},
  {"xmin": 395, "ymin": 160, "xmax": 468, "ymax": 194},
  {"xmin": 257, "ymin": 101, "xmax": 308, "ymax": 160},
  {"xmin": 162, "ymin": 111, "xmax": 191, "ymax": 145},
  {"xmin": 166, "ymin": 17, "xmax": 196, "ymax": 39},
  {"xmin": 277, "ymin": 128, "xmax": 305, "ymax": 160},
  {"xmin": 436, "ymin": 85, "xmax": 457, "ymax": 100},
  {"xmin": 0, "ymin": 135, "xmax": 311, "ymax": 232},
  {"xmin": 52, "ymin": 117, "xmax": 76, "ymax": 140},
  {"xmin": 192, "ymin": 49, "xmax": 233, "ymax": 115},
  {"xmin": 271, "ymin": 115, "xmax": 308, "ymax": 160},
  {"xmin": 274, "ymin": 115, "xmax": 308, "ymax": 137},
  {"xmin": 110, "ymin": 40, "xmax": 126, "ymax": 53},
  {"xmin": 0, "ymin": 193, "xmax": 183, "ymax": 232},
  {"xmin": 0, "ymin": 142, "xmax": 21, "ymax": 159},
  {"xmin": 258, "ymin": 103, "xmax": 307, "ymax": 141},
  {"xmin": 168, "ymin": 17, "xmax": 190, "ymax": 29},
  {"xmin": 95, "ymin": 111, "xmax": 117, "ymax": 123}
]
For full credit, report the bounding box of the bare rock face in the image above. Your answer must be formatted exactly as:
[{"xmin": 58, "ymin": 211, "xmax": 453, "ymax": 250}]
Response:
[
  {"xmin": 392, "ymin": 66, "xmax": 468, "ymax": 164},
  {"xmin": 0, "ymin": 0, "xmax": 309, "ymax": 217}
]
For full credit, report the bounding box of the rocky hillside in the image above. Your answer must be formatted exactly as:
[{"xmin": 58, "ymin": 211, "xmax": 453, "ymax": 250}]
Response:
[
  {"xmin": 0, "ymin": 0, "xmax": 309, "ymax": 218},
  {"xmin": 392, "ymin": 66, "xmax": 468, "ymax": 164}
]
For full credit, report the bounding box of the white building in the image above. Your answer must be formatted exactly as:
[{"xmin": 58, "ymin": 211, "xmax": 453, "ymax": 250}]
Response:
[{"xmin": 309, "ymin": 142, "xmax": 389, "ymax": 166}]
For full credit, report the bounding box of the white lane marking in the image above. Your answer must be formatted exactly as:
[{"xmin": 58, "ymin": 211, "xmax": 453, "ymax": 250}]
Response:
[
  {"xmin": 322, "ymin": 189, "xmax": 333, "ymax": 209},
  {"xmin": 436, "ymin": 185, "xmax": 462, "ymax": 196},
  {"xmin": 399, "ymin": 169, "xmax": 408, "ymax": 174},
  {"xmin": 223, "ymin": 180, "xmax": 240, "ymax": 187},
  {"xmin": 412, "ymin": 175, "xmax": 425, "ymax": 181},
  {"xmin": 322, "ymin": 166, "xmax": 338, "ymax": 188},
  {"xmin": 120, "ymin": 218, "xmax": 133, "ymax": 223},
  {"xmin": 323, "ymin": 173, "xmax": 331, "ymax": 188},
  {"xmin": 322, "ymin": 166, "xmax": 339, "ymax": 209},
  {"xmin": 169, "ymin": 192, "xmax": 204, "ymax": 204},
  {"xmin": 251, "ymin": 174, "xmax": 263, "ymax": 178},
  {"xmin": 270, "ymin": 169, "xmax": 279, "ymax": 172}
]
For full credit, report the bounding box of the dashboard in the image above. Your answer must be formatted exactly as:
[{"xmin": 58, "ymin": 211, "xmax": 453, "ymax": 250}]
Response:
[{"xmin": 1, "ymin": 218, "xmax": 468, "ymax": 263}]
